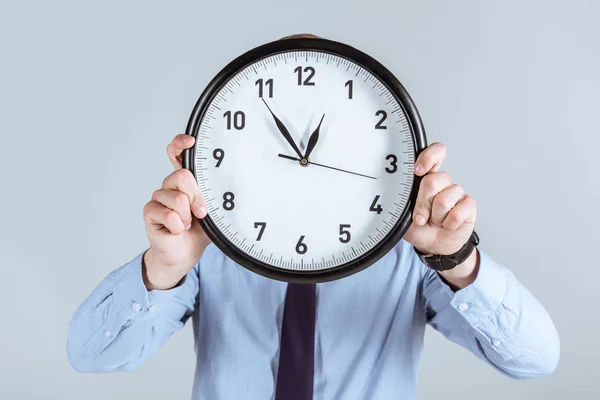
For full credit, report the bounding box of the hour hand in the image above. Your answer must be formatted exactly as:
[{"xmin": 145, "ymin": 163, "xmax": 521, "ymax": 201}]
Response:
[
  {"xmin": 262, "ymin": 99, "xmax": 304, "ymax": 160},
  {"xmin": 304, "ymin": 114, "xmax": 325, "ymax": 159}
]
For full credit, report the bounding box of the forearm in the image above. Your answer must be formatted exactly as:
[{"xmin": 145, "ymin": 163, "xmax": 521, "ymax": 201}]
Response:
[
  {"xmin": 67, "ymin": 252, "xmax": 198, "ymax": 373},
  {"xmin": 423, "ymin": 249, "xmax": 560, "ymax": 379}
]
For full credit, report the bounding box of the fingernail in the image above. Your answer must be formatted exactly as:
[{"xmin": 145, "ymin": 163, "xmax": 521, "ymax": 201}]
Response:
[
  {"xmin": 415, "ymin": 165, "xmax": 423, "ymax": 175},
  {"xmin": 199, "ymin": 206, "xmax": 208, "ymax": 218},
  {"xmin": 415, "ymin": 215, "xmax": 426, "ymax": 225},
  {"xmin": 185, "ymin": 223, "xmax": 192, "ymax": 230}
]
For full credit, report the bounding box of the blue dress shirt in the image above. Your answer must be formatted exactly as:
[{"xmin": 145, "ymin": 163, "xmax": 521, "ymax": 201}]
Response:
[{"xmin": 67, "ymin": 239, "xmax": 560, "ymax": 399}]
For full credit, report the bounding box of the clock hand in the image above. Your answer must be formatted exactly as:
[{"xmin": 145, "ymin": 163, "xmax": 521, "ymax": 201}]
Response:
[
  {"xmin": 303, "ymin": 114, "xmax": 325, "ymax": 159},
  {"xmin": 278, "ymin": 153, "xmax": 377, "ymax": 180},
  {"xmin": 262, "ymin": 99, "xmax": 304, "ymax": 160}
]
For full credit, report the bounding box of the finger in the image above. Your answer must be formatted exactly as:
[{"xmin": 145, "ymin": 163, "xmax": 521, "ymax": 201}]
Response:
[
  {"xmin": 166, "ymin": 134, "xmax": 196, "ymax": 170},
  {"xmin": 442, "ymin": 195, "xmax": 477, "ymax": 231},
  {"xmin": 162, "ymin": 169, "xmax": 207, "ymax": 219},
  {"xmin": 413, "ymin": 171, "xmax": 453, "ymax": 226},
  {"xmin": 430, "ymin": 184, "xmax": 465, "ymax": 226},
  {"xmin": 143, "ymin": 201, "xmax": 186, "ymax": 235},
  {"xmin": 414, "ymin": 142, "xmax": 446, "ymax": 176},
  {"xmin": 151, "ymin": 189, "xmax": 193, "ymax": 229}
]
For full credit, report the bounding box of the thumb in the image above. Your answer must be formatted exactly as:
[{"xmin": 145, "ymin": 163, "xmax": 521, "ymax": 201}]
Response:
[
  {"xmin": 412, "ymin": 199, "xmax": 430, "ymax": 226},
  {"xmin": 189, "ymin": 217, "xmax": 212, "ymax": 246},
  {"xmin": 402, "ymin": 218, "xmax": 429, "ymax": 248}
]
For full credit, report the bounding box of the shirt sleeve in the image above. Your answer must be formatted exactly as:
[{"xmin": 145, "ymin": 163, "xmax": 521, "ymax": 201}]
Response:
[
  {"xmin": 67, "ymin": 250, "xmax": 201, "ymax": 373},
  {"xmin": 420, "ymin": 248, "xmax": 560, "ymax": 379}
]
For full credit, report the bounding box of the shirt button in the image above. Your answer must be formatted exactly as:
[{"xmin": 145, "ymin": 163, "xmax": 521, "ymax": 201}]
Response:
[
  {"xmin": 493, "ymin": 340, "xmax": 502, "ymax": 347},
  {"xmin": 104, "ymin": 330, "xmax": 112, "ymax": 338},
  {"xmin": 149, "ymin": 305, "xmax": 156, "ymax": 312},
  {"xmin": 132, "ymin": 302, "xmax": 142, "ymax": 312},
  {"xmin": 458, "ymin": 303, "xmax": 469, "ymax": 311}
]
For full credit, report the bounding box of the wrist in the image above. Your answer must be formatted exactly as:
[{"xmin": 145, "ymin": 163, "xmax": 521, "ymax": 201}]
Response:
[
  {"xmin": 438, "ymin": 247, "xmax": 479, "ymax": 290},
  {"xmin": 414, "ymin": 231, "xmax": 479, "ymax": 273},
  {"xmin": 142, "ymin": 248, "xmax": 200, "ymax": 291}
]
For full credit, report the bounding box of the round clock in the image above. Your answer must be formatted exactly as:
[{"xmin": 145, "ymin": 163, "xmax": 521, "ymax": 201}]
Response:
[{"xmin": 182, "ymin": 37, "xmax": 427, "ymax": 283}]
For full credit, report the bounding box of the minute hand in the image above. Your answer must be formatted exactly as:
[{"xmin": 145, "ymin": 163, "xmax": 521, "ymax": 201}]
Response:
[
  {"xmin": 278, "ymin": 154, "xmax": 377, "ymax": 180},
  {"xmin": 262, "ymin": 99, "xmax": 304, "ymax": 159}
]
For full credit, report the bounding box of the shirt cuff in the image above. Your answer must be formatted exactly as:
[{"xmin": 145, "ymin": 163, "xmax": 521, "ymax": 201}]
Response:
[
  {"xmin": 436, "ymin": 249, "xmax": 524, "ymax": 360},
  {"xmin": 448, "ymin": 248, "xmax": 509, "ymax": 313},
  {"xmin": 78, "ymin": 252, "xmax": 188, "ymax": 360},
  {"xmin": 111, "ymin": 251, "xmax": 186, "ymax": 321}
]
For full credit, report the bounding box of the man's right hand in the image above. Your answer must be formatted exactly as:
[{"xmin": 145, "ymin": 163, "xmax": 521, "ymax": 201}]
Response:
[{"xmin": 142, "ymin": 134, "xmax": 211, "ymax": 290}]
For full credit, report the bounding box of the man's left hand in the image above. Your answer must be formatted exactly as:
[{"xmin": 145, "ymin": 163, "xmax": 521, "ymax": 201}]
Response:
[{"xmin": 403, "ymin": 142, "xmax": 477, "ymax": 257}]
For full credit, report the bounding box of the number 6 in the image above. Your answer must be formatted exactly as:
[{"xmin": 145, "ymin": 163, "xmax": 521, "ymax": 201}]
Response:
[{"xmin": 295, "ymin": 235, "xmax": 307, "ymax": 254}]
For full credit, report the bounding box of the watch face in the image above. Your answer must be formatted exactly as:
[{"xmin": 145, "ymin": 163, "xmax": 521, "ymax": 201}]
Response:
[{"xmin": 184, "ymin": 38, "xmax": 427, "ymax": 283}]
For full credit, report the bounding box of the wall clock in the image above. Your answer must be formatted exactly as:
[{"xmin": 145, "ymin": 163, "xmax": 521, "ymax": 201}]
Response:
[{"xmin": 183, "ymin": 37, "xmax": 427, "ymax": 283}]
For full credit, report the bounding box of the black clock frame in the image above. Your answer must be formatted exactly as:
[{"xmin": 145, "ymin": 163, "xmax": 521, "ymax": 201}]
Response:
[{"xmin": 182, "ymin": 37, "xmax": 428, "ymax": 283}]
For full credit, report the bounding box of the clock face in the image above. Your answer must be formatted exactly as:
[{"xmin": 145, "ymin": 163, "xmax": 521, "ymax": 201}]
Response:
[{"xmin": 187, "ymin": 40, "xmax": 425, "ymax": 282}]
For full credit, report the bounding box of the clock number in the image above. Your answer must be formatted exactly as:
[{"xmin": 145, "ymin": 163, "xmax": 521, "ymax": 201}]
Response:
[
  {"xmin": 339, "ymin": 224, "xmax": 351, "ymax": 243},
  {"xmin": 255, "ymin": 78, "xmax": 273, "ymax": 98},
  {"xmin": 254, "ymin": 222, "xmax": 266, "ymax": 241},
  {"xmin": 375, "ymin": 110, "xmax": 387, "ymax": 129},
  {"xmin": 295, "ymin": 235, "xmax": 308, "ymax": 254},
  {"xmin": 294, "ymin": 66, "xmax": 315, "ymax": 86},
  {"xmin": 369, "ymin": 195, "xmax": 383, "ymax": 214},
  {"xmin": 223, "ymin": 111, "xmax": 245, "ymax": 130},
  {"xmin": 213, "ymin": 148, "xmax": 225, "ymax": 167},
  {"xmin": 385, "ymin": 154, "xmax": 398, "ymax": 173},
  {"xmin": 345, "ymin": 80, "xmax": 353, "ymax": 99},
  {"xmin": 223, "ymin": 192, "xmax": 235, "ymax": 211}
]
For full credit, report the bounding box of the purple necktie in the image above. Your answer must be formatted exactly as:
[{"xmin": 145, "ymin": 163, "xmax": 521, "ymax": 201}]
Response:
[{"xmin": 274, "ymin": 282, "xmax": 316, "ymax": 400}]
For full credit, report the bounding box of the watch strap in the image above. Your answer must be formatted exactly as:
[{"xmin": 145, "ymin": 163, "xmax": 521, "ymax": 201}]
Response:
[{"xmin": 414, "ymin": 231, "xmax": 479, "ymax": 271}]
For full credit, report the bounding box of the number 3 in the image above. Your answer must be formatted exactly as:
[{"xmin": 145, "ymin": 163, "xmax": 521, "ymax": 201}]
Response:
[{"xmin": 385, "ymin": 154, "xmax": 398, "ymax": 173}]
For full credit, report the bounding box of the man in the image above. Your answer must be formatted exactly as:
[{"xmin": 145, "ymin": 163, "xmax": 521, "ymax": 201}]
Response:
[{"xmin": 67, "ymin": 34, "xmax": 560, "ymax": 399}]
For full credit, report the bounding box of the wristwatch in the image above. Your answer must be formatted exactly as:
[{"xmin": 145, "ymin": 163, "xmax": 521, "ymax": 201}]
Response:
[{"xmin": 414, "ymin": 231, "xmax": 480, "ymax": 271}]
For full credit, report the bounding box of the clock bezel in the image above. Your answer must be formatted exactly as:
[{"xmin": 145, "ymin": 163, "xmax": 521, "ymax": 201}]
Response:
[{"xmin": 182, "ymin": 37, "xmax": 427, "ymax": 283}]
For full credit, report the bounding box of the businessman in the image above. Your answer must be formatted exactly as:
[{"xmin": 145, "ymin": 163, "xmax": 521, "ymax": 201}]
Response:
[{"xmin": 67, "ymin": 35, "xmax": 560, "ymax": 400}]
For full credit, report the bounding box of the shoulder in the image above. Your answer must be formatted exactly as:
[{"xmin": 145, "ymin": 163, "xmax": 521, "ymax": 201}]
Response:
[
  {"xmin": 197, "ymin": 243, "xmax": 228, "ymax": 268},
  {"xmin": 386, "ymin": 239, "xmax": 427, "ymax": 272},
  {"xmin": 362, "ymin": 239, "xmax": 430, "ymax": 284}
]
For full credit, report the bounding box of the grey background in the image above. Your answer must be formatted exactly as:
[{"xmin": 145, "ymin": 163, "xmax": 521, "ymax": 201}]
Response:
[{"xmin": 0, "ymin": 0, "xmax": 598, "ymax": 399}]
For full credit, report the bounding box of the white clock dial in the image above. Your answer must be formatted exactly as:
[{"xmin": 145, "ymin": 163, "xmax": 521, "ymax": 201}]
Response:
[{"xmin": 194, "ymin": 50, "xmax": 415, "ymax": 272}]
